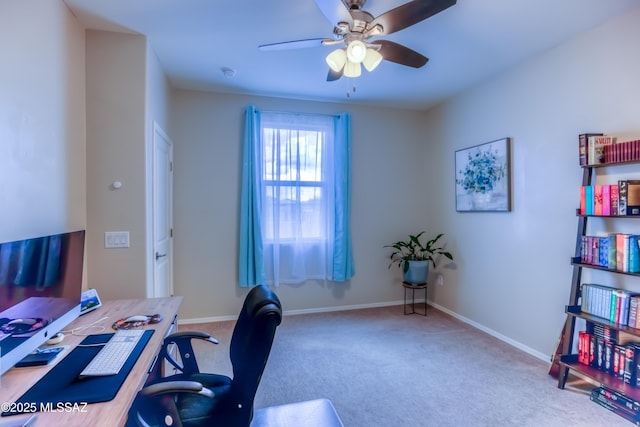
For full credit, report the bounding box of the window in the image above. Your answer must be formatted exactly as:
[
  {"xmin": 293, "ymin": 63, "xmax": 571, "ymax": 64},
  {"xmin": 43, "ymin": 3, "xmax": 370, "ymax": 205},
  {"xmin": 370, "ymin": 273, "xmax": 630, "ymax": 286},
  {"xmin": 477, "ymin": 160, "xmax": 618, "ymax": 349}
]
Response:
[
  {"xmin": 262, "ymin": 118, "xmax": 330, "ymax": 242},
  {"xmin": 239, "ymin": 106, "xmax": 354, "ymax": 287}
]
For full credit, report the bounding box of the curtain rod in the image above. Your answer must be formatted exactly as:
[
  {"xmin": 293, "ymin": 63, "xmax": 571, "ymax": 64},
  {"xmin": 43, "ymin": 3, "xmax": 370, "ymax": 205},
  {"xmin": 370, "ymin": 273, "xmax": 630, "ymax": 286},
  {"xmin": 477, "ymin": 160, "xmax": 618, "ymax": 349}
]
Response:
[{"xmin": 258, "ymin": 109, "xmax": 345, "ymax": 119}]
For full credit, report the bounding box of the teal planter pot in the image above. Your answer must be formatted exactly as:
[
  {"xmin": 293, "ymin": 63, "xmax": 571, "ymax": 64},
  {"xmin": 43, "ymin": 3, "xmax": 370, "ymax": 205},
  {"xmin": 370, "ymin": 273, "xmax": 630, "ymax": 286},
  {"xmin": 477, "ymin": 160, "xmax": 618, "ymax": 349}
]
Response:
[{"xmin": 403, "ymin": 260, "xmax": 429, "ymax": 284}]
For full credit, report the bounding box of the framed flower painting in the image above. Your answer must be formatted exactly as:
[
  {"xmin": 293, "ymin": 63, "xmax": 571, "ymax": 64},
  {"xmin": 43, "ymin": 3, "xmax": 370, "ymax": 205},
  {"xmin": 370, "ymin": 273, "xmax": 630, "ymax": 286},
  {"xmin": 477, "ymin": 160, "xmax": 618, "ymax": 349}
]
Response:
[{"xmin": 455, "ymin": 138, "xmax": 511, "ymax": 212}]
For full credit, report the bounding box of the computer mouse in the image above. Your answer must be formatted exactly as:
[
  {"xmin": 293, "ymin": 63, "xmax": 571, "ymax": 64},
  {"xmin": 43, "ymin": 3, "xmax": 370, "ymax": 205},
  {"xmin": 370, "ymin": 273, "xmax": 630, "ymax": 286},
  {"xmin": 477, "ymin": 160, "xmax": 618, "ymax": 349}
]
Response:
[{"xmin": 125, "ymin": 315, "xmax": 149, "ymax": 323}]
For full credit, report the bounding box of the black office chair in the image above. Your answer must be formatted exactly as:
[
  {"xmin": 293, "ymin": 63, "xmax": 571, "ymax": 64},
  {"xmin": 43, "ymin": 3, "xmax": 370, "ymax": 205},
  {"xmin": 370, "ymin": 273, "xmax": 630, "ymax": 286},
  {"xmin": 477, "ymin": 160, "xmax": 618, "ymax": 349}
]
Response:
[{"xmin": 130, "ymin": 285, "xmax": 282, "ymax": 427}]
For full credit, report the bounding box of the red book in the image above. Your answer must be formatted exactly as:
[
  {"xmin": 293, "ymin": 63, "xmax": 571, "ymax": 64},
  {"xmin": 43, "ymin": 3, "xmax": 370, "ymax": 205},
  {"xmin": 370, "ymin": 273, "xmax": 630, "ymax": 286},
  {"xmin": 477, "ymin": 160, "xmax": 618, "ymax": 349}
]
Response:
[
  {"xmin": 580, "ymin": 186, "xmax": 586, "ymax": 215},
  {"xmin": 594, "ymin": 185, "xmax": 603, "ymax": 215},
  {"xmin": 610, "ymin": 184, "xmax": 619, "ymax": 216}
]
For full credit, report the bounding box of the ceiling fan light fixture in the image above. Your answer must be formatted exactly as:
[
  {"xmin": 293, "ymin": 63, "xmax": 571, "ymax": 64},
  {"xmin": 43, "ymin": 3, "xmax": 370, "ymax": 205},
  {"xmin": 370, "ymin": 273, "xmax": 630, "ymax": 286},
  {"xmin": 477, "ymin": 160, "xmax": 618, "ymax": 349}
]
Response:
[
  {"xmin": 326, "ymin": 48, "xmax": 347, "ymax": 72},
  {"xmin": 343, "ymin": 60, "xmax": 361, "ymax": 78},
  {"xmin": 346, "ymin": 40, "xmax": 366, "ymax": 63},
  {"xmin": 362, "ymin": 48, "xmax": 383, "ymax": 72}
]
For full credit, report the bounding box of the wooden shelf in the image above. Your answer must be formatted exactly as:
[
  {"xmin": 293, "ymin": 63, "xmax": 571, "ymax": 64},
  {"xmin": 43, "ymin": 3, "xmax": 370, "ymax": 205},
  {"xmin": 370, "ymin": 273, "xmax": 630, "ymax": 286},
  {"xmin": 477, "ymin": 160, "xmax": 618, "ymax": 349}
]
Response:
[
  {"xmin": 571, "ymin": 258, "xmax": 640, "ymax": 277},
  {"xmin": 560, "ymin": 355, "xmax": 640, "ymax": 402},
  {"xmin": 581, "ymin": 159, "xmax": 640, "ymax": 169},
  {"xmin": 565, "ymin": 305, "xmax": 640, "ymax": 335}
]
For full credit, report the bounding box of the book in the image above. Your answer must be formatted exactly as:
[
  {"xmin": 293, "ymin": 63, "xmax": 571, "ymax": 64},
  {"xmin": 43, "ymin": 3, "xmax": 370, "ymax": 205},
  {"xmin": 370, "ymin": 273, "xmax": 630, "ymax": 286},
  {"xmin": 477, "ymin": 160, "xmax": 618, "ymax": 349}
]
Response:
[
  {"xmin": 586, "ymin": 186, "xmax": 595, "ymax": 215},
  {"xmin": 580, "ymin": 132, "xmax": 603, "ymax": 165},
  {"xmin": 617, "ymin": 234, "xmax": 629, "ymax": 272},
  {"xmin": 591, "ymin": 387, "xmax": 640, "ymax": 422},
  {"xmin": 603, "ymin": 184, "xmax": 611, "ymax": 216},
  {"xmin": 589, "ymin": 135, "xmax": 616, "ymax": 165},
  {"xmin": 608, "ymin": 233, "xmax": 617, "ymax": 269},
  {"xmin": 594, "ymin": 185, "xmax": 604, "ymax": 215},
  {"xmin": 594, "ymin": 386, "xmax": 640, "ymax": 414},
  {"xmin": 15, "ymin": 346, "xmax": 64, "ymax": 367},
  {"xmin": 629, "ymin": 296, "xmax": 639, "ymax": 329},
  {"xmin": 611, "ymin": 184, "xmax": 620, "ymax": 216},
  {"xmin": 628, "ymin": 180, "xmax": 640, "ymax": 215},
  {"xmin": 620, "ymin": 180, "xmax": 629, "ymax": 216},
  {"xmin": 631, "ymin": 235, "xmax": 640, "ymax": 273},
  {"xmin": 599, "ymin": 237, "xmax": 609, "ymax": 267},
  {"xmin": 590, "ymin": 394, "xmax": 640, "ymax": 425}
]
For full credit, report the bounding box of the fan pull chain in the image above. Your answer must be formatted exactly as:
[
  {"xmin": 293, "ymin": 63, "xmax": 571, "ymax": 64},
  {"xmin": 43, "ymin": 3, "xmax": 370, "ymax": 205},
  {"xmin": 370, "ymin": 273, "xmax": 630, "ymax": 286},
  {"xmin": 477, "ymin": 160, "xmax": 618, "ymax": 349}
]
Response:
[{"xmin": 345, "ymin": 78, "xmax": 356, "ymax": 99}]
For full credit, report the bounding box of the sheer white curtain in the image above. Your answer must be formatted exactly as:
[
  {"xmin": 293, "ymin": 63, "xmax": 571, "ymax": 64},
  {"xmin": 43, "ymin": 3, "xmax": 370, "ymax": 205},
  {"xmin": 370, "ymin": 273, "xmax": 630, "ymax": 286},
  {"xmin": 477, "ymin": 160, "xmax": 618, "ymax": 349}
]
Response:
[
  {"xmin": 239, "ymin": 106, "xmax": 354, "ymax": 287},
  {"xmin": 260, "ymin": 112, "xmax": 335, "ymax": 285}
]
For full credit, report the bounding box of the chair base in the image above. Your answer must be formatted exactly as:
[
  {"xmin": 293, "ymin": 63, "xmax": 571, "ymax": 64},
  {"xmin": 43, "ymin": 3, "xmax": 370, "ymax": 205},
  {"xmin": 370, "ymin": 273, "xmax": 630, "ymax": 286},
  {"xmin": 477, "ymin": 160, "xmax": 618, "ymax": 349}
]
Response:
[{"xmin": 251, "ymin": 398, "xmax": 344, "ymax": 427}]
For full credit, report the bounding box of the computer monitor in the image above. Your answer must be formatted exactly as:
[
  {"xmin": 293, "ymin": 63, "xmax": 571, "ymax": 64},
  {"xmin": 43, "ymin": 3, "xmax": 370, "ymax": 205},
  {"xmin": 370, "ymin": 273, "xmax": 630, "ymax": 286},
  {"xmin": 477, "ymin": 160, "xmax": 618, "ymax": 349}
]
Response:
[{"xmin": 0, "ymin": 230, "xmax": 85, "ymax": 375}]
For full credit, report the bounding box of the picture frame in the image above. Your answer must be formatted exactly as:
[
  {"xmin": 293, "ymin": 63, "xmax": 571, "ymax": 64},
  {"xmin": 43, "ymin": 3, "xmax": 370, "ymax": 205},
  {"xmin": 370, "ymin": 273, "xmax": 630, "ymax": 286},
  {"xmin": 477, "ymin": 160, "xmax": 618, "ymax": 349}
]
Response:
[{"xmin": 455, "ymin": 138, "xmax": 511, "ymax": 212}]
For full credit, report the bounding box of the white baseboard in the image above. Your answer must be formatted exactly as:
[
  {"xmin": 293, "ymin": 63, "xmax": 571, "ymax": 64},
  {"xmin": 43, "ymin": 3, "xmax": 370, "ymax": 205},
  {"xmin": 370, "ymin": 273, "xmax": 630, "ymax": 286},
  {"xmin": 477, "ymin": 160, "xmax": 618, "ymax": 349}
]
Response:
[
  {"xmin": 178, "ymin": 300, "xmax": 406, "ymax": 325},
  {"xmin": 428, "ymin": 301, "xmax": 550, "ymax": 363},
  {"xmin": 179, "ymin": 299, "xmax": 551, "ymax": 364}
]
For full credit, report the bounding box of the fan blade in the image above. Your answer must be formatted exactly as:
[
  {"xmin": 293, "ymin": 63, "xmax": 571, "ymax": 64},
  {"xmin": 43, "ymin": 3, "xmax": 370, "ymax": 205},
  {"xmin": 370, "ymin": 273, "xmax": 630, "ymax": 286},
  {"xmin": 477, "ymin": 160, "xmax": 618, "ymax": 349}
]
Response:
[
  {"xmin": 376, "ymin": 40, "xmax": 429, "ymax": 68},
  {"xmin": 370, "ymin": 0, "xmax": 456, "ymax": 36},
  {"xmin": 314, "ymin": 0, "xmax": 353, "ymax": 27},
  {"xmin": 327, "ymin": 68, "xmax": 343, "ymax": 81},
  {"xmin": 258, "ymin": 38, "xmax": 332, "ymax": 51}
]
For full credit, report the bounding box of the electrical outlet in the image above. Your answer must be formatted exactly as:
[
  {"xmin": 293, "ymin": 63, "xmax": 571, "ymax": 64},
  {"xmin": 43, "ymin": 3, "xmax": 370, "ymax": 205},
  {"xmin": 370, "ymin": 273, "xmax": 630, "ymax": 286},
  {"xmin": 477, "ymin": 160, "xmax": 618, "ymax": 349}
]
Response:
[
  {"xmin": 437, "ymin": 274, "xmax": 444, "ymax": 286},
  {"xmin": 105, "ymin": 231, "xmax": 130, "ymax": 248}
]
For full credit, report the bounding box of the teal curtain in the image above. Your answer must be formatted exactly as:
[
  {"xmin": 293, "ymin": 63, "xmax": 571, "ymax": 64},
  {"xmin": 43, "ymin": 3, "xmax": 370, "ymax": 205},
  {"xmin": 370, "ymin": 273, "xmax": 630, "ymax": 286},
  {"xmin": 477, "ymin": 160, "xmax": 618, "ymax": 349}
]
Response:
[
  {"xmin": 238, "ymin": 105, "xmax": 265, "ymax": 287},
  {"xmin": 331, "ymin": 113, "xmax": 355, "ymax": 281}
]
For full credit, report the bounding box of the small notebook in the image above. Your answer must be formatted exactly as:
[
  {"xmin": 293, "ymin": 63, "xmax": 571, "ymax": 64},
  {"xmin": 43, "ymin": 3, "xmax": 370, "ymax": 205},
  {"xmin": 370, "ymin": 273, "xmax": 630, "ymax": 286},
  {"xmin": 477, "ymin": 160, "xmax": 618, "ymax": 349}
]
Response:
[{"xmin": 16, "ymin": 346, "xmax": 64, "ymax": 367}]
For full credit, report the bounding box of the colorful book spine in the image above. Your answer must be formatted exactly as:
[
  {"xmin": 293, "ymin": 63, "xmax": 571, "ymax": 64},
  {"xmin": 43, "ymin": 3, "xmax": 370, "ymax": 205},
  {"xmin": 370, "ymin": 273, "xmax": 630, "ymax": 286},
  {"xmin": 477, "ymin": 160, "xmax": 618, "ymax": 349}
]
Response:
[
  {"xmin": 599, "ymin": 237, "xmax": 609, "ymax": 267},
  {"xmin": 603, "ymin": 185, "xmax": 611, "ymax": 216},
  {"xmin": 620, "ymin": 180, "xmax": 629, "ymax": 216},
  {"xmin": 586, "ymin": 186, "xmax": 595, "ymax": 215},
  {"xmin": 611, "ymin": 184, "xmax": 620, "ymax": 216},
  {"xmin": 631, "ymin": 235, "xmax": 640, "ymax": 273},
  {"xmin": 629, "ymin": 297, "xmax": 639, "ymax": 329},
  {"xmin": 608, "ymin": 234, "xmax": 617, "ymax": 269},
  {"xmin": 627, "ymin": 180, "xmax": 640, "ymax": 216},
  {"xmin": 595, "ymin": 185, "xmax": 604, "ymax": 216}
]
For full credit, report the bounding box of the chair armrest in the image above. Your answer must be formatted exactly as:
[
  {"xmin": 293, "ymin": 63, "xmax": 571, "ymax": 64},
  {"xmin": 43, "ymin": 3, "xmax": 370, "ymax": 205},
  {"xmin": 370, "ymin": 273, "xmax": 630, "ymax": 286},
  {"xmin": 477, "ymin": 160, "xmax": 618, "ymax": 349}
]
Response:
[
  {"xmin": 161, "ymin": 331, "xmax": 219, "ymax": 374},
  {"xmin": 133, "ymin": 381, "xmax": 215, "ymax": 427},
  {"xmin": 165, "ymin": 331, "xmax": 219, "ymax": 344},
  {"xmin": 141, "ymin": 380, "xmax": 216, "ymax": 399}
]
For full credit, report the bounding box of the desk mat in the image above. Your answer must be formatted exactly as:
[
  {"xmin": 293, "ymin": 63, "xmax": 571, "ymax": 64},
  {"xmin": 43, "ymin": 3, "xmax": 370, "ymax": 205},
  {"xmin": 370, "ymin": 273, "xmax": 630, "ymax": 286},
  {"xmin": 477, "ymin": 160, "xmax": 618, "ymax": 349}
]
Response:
[{"xmin": 1, "ymin": 329, "xmax": 154, "ymax": 417}]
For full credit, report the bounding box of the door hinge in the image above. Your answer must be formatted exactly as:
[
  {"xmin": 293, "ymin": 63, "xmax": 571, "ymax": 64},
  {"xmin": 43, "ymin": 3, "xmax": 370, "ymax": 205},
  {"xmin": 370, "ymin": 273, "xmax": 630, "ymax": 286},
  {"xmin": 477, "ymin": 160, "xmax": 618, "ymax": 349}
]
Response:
[
  {"xmin": 170, "ymin": 228, "xmax": 173, "ymax": 238},
  {"xmin": 169, "ymin": 161, "xmax": 173, "ymax": 172}
]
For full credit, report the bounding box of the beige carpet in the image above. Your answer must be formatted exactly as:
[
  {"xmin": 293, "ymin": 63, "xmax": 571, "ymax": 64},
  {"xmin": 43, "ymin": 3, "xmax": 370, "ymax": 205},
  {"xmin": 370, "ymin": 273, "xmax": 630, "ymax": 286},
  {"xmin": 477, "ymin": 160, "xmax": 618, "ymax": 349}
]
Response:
[{"xmin": 182, "ymin": 305, "xmax": 631, "ymax": 426}]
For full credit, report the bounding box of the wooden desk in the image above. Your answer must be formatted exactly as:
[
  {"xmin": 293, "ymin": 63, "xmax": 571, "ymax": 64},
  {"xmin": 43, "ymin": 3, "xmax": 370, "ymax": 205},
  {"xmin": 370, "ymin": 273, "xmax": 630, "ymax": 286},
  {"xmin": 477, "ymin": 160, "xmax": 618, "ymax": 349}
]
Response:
[{"xmin": 0, "ymin": 297, "xmax": 182, "ymax": 427}]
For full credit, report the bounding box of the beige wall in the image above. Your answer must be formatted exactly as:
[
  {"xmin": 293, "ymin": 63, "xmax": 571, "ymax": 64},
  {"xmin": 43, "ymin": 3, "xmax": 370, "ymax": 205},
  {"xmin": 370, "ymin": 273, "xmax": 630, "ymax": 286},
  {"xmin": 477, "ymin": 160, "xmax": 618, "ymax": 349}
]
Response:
[
  {"xmin": 85, "ymin": 30, "xmax": 173, "ymax": 301},
  {"xmin": 421, "ymin": 5, "xmax": 640, "ymax": 359},
  {"xmin": 85, "ymin": 30, "xmax": 148, "ymax": 300},
  {"xmin": 0, "ymin": 0, "xmax": 86, "ymax": 243},
  {"xmin": 170, "ymin": 92, "xmax": 426, "ymax": 320}
]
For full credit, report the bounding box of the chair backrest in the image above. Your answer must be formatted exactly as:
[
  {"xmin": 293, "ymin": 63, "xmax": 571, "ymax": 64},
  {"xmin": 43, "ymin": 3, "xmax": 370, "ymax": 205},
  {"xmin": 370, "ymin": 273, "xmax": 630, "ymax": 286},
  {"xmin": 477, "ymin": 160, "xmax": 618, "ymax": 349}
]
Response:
[{"xmin": 226, "ymin": 285, "xmax": 282, "ymax": 422}]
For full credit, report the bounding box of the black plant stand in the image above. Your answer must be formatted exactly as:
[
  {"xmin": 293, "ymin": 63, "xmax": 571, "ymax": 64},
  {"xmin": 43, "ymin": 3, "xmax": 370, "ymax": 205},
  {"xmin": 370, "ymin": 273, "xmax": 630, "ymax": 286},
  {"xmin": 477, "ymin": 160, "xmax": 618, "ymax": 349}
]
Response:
[{"xmin": 402, "ymin": 281, "xmax": 427, "ymax": 316}]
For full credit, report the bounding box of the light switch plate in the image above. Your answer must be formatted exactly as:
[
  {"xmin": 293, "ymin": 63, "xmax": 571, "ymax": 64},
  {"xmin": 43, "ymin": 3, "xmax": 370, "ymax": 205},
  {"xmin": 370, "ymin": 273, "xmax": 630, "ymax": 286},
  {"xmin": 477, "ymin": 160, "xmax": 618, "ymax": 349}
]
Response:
[{"xmin": 105, "ymin": 231, "xmax": 130, "ymax": 248}]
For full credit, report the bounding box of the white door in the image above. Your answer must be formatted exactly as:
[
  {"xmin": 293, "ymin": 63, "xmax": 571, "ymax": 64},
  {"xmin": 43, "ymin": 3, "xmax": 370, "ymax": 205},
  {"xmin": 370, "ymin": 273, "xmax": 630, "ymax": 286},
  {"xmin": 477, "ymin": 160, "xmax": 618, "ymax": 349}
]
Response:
[{"xmin": 152, "ymin": 122, "xmax": 173, "ymax": 297}]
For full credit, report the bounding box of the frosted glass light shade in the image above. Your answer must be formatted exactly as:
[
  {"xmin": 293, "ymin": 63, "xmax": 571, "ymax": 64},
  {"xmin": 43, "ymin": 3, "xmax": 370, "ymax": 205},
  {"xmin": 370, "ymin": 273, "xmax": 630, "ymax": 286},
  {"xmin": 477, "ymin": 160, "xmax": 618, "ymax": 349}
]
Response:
[
  {"xmin": 325, "ymin": 49, "xmax": 347, "ymax": 72},
  {"xmin": 343, "ymin": 60, "xmax": 361, "ymax": 78},
  {"xmin": 346, "ymin": 40, "xmax": 366, "ymax": 63},
  {"xmin": 362, "ymin": 48, "xmax": 383, "ymax": 72}
]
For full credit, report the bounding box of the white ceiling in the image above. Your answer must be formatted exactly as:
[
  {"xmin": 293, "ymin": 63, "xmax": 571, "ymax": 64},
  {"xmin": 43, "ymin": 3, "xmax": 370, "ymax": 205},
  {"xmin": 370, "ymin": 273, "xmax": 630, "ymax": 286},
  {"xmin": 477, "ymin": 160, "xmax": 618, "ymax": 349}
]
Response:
[{"xmin": 63, "ymin": 0, "xmax": 639, "ymax": 110}]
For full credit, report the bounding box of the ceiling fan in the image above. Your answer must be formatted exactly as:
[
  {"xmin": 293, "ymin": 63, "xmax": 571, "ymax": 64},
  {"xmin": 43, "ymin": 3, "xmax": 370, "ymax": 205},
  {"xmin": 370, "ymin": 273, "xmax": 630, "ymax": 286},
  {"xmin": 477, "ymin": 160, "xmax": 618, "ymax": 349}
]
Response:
[{"xmin": 258, "ymin": 0, "xmax": 457, "ymax": 81}]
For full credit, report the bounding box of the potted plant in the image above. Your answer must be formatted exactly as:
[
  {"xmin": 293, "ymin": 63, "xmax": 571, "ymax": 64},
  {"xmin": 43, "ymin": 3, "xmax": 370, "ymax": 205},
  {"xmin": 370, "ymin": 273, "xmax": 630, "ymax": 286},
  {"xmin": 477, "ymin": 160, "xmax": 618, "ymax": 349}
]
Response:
[{"xmin": 384, "ymin": 232, "xmax": 453, "ymax": 284}]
